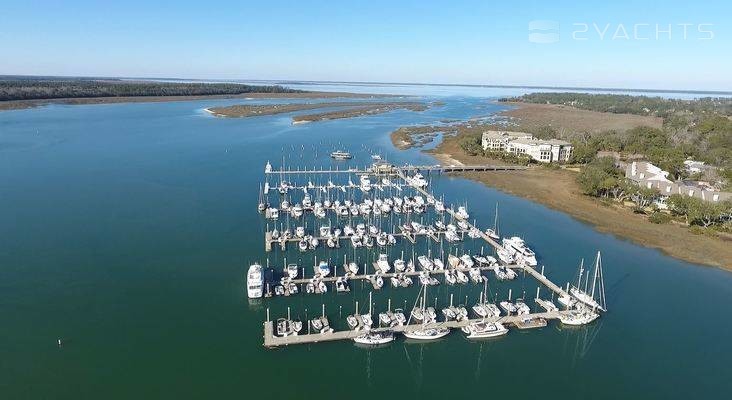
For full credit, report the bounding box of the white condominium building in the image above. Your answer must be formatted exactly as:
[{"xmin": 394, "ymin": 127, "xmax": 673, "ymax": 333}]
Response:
[{"xmin": 481, "ymin": 130, "xmax": 573, "ymax": 163}]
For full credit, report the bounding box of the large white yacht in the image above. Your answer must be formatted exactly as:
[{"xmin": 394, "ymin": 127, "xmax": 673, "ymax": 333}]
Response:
[
  {"xmin": 502, "ymin": 236, "xmax": 538, "ymax": 266},
  {"xmin": 247, "ymin": 263, "xmax": 264, "ymax": 298},
  {"xmin": 461, "ymin": 321, "xmax": 508, "ymax": 339}
]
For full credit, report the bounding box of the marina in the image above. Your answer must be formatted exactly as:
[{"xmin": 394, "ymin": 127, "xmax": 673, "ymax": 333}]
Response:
[{"xmin": 255, "ymin": 161, "xmax": 607, "ymax": 347}]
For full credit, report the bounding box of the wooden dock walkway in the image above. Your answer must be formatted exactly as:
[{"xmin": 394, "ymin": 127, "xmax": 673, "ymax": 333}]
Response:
[
  {"xmin": 263, "ymin": 311, "xmax": 563, "ymax": 347},
  {"xmin": 264, "ymin": 163, "xmax": 528, "ymax": 176}
]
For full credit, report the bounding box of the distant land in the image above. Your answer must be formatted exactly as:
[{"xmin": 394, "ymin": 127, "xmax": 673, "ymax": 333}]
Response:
[{"xmin": 0, "ymin": 77, "xmax": 376, "ymax": 111}]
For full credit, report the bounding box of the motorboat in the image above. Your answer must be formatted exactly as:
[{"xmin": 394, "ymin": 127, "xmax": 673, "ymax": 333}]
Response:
[
  {"xmin": 502, "ymin": 236, "xmax": 538, "ymax": 267},
  {"xmin": 499, "ymin": 301, "xmax": 518, "ymax": 315},
  {"xmin": 347, "ymin": 262, "xmax": 359, "ymax": 275},
  {"xmin": 353, "ymin": 330, "xmax": 395, "ymax": 345},
  {"xmin": 298, "ymin": 238, "xmax": 309, "ymax": 252},
  {"xmin": 460, "ymin": 254, "xmax": 475, "ymax": 268},
  {"xmin": 330, "ymin": 150, "xmax": 352, "ymax": 160},
  {"xmin": 376, "ymin": 253, "xmax": 391, "ymax": 273},
  {"xmin": 497, "ymin": 247, "xmax": 515, "ymax": 264},
  {"xmin": 376, "ymin": 232, "xmax": 388, "ymax": 247},
  {"xmin": 394, "ymin": 259, "xmax": 406, "ymax": 272},
  {"xmin": 343, "ymin": 225, "xmax": 355, "ymax": 236},
  {"xmin": 370, "ymin": 274, "xmax": 384, "ymax": 289},
  {"xmin": 558, "ymin": 309, "xmax": 600, "ymax": 325},
  {"xmin": 469, "ymin": 268, "xmax": 483, "ymax": 283},
  {"xmin": 456, "ymin": 206, "xmax": 469, "ymax": 220},
  {"xmin": 314, "ymin": 260, "xmax": 330, "ymax": 277},
  {"xmin": 350, "ymin": 235, "xmax": 362, "ymax": 248},
  {"xmin": 291, "ymin": 204, "xmax": 303, "ymax": 218},
  {"xmin": 360, "ymin": 175, "xmax": 372, "ymax": 192},
  {"xmin": 456, "ymin": 270, "xmax": 469, "ymax": 284},
  {"xmin": 319, "ymin": 226, "xmax": 331, "ymax": 237},
  {"xmin": 417, "ymin": 255, "xmax": 434, "ymax": 271},
  {"xmin": 515, "ymin": 300, "xmax": 531, "ymax": 315},
  {"xmin": 432, "ymin": 258, "xmax": 444, "ymax": 271},
  {"xmin": 444, "ymin": 270, "xmax": 457, "ymax": 285},
  {"xmin": 462, "ymin": 321, "xmax": 508, "ymax": 339},
  {"xmin": 246, "ymin": 263, "xmax": 264, "ymax": 298},
  {"xmin": 336, "ymin": 277, "xmax": 350, "ymax": 292},
  {"xmin": 286, "ymin": 264, "xmax": 299, "ymax": 279}
]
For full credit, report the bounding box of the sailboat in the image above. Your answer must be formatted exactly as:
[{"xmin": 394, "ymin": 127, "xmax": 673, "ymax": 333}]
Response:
[
  {"xmin": 485, "ymin": 202, "xmax": 500, "ymax": 240},
  {"xmin": 403, "ymin": 284, "xmax": 450, "ymax": 340},
  {"xmin": 569, "ymin": 252, "xmax": 607, "ymax": 312}
]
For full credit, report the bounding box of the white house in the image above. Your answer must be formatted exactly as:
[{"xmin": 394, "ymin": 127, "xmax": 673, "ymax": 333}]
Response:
[{"xmin": 626, "ymin": 161, "xmax": 731, "ymax": 208}]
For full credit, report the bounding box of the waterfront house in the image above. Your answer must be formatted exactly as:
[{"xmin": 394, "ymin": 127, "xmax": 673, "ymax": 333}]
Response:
[{"xmin": 626, "ymin": 161, "xmax": 732, "ymax": 209}]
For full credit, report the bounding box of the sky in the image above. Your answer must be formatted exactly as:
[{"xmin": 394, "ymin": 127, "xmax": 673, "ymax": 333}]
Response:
[{"xmin": 1, "ymin": 1, "xmax": 730, "ymax": 91}]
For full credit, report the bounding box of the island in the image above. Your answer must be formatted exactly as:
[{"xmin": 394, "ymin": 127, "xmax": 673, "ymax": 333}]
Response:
[
  {"xmin": 207, "ymin": 101, "xmax": 429, "ymax": 122},
  {"xmin": 0, "ymin": 76, "xmax": 378, "ymax": 110}
]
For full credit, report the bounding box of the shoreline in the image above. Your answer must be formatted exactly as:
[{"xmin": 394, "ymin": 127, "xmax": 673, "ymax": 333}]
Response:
[
  {"xmin": 0, "ymin": 91, "xmax": 388, "ymax": 111},
  {"xmin": 423, "ymin": 103, "xmax": 731, "ymax": 271}
]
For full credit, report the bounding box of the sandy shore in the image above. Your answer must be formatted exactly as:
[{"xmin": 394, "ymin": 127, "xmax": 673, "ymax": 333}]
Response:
[{"xmin": 427, "ymin": 106, "xmax": 731, "ymax": 271}]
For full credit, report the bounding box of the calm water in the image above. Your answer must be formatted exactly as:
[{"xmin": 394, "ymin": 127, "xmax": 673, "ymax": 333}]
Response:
[{"xmin": 1, "ymin": 88, "xmax": 731, "ymax": 399}]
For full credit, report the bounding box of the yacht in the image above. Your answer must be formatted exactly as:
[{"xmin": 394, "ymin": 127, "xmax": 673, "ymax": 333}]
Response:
[
  {"xmin": 469, "ymin": 268, "xmax": 483, "ymax": 283},
  {"xmin": 347, "ymin": 262, "xmax": 359, "ymax": 275},
  {"xmin": 314, "ymin": 260, "xmax": 330, "ymax": 277},
  {"xmin": 286, "ymin": 264, "xmax": 299, "ymax": 279},
  {"xmin": 433, "ymin": 258, "xmax": 445, "ymax": 271},
  {"xmin": 407, "ymin": 173, "xmax": 428, "ymax": 188},
  {"xmin": 376, "ymin": 254, "xmax": 391, "ymax": 273},
  {"xmin": 417, "ymin": 255, "xmax": 434, "ymax": 271},
  {"xmin": 502, "ymin": 236, "xmax": 538, "ymax": 267},
  {"xmin": 298, "ymin": 238, "xmax": 308, "ymax": 252},
  {"xmin": 456, "ymin": 206, "xmax": 469, "ymax": 220},
  {"xmin": 330, "ymin": 150, "xmax": 352, "ymax": 160},
  {"xmin": 291, "ymin": 204, "xmax": 303, "ymax": 218},
  {"xmin": 343, "ymin": 225, "xmax": 355, "ymax": 236},
  {"xmin": 559, "ymin": 308, "xmax": 600, "ymax": 325},
  {"xmin": 499, "ymin": 301, "xmax": 518, "ymax": 315},
  {"xmin": 246, "ymin": 263, "xmax": 264, "ymax": 298},
  {"xmin": 496, "ymin": 247, "xmax": 515, "ymax": 264},
  {"xmin": 460, "ymin": 254, "xmax": 475, "ymax": 268},
  {"xmin": 434, "ymin": 201, "xmax": 445, "ymax": 213},
  {"xmin": 515, "ymin": 300, "xmax": 531, "ymax": 315},
  {"xmin": 359, "ymin": 175, "xmax": 372, "ymax": 192},
  {"xmin": 350, "ymin": 235, "xmax": 363, "ymax": 248},
  {"xmin": 353, "ymin": 330, "xmax": 394, "ymax": 345},
  {"xmin": 302, "ymin": 194, "xmax": 312, "ymax": 208},
  {"xmin": 394, "ymin": 258, "xmax": 406, "ymax": 272},
  {"xmin": 462, "ymin": 321, "xmax": 508, "ymax": 339}
]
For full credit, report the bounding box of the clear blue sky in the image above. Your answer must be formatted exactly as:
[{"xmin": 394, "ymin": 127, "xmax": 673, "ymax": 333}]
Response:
[{"xmin": 1, "ymin": 1, "xmax": 730, "ymax": 90}]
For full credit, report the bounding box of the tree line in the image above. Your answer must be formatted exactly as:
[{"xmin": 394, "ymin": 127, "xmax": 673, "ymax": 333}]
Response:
[{"xmin": 0, "ymin": 78, "xmax": 302, "ymax": 101}]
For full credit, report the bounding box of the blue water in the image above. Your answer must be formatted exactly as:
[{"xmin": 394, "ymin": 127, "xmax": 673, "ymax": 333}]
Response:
[{"xmin": 0, "ymin": 88, "xmax": 730, "ymax": 399}]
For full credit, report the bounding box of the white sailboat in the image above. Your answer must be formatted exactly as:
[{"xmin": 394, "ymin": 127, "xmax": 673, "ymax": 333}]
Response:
[
  {"xmin": 485, "ymin": 202, "xmax": 500, "ymax": 240},
  {"xmin": 403, "ymin": 284, "xmax": 450, "ymax": 340},
  {"xmin": 569, "ymin": 252, "xmax": 608, "ymax": 312}
]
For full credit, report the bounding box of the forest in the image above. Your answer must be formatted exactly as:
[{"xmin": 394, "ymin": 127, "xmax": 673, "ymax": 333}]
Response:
[{"xmin": 0, "ymin": 77, "xmax": 301, "ymax": 101}]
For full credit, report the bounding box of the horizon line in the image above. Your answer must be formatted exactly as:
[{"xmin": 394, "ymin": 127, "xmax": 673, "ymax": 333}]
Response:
[{"xmin": 3, "ymin": 74, "xmax": 732, "ymax": 96}]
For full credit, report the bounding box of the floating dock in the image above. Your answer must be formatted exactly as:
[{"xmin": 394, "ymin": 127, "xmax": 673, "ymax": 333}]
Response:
[{"xmin": 263, "ymin": 311, "xmax": 560, "ymax": 347}]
